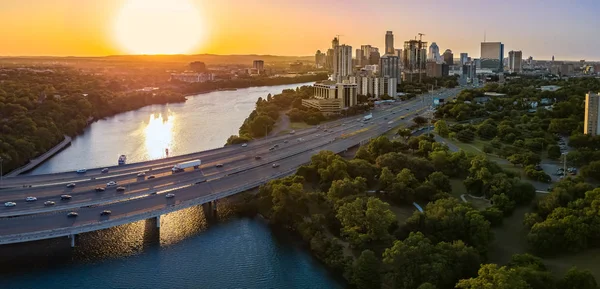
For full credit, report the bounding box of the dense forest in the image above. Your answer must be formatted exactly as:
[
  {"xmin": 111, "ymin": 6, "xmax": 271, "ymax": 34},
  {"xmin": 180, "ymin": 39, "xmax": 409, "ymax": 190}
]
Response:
[{"xmin": 0, "ymin": 67, "xmax": 186, "ymax": 173}]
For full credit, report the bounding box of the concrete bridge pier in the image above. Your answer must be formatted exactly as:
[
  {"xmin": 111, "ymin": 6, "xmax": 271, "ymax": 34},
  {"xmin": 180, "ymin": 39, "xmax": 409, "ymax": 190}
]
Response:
[
  {"xmin": 155, "ymin": 215, "xmax": 161, "ymax": 228},
  {"xmin": 69, "ymin": 234, "xmax": 75, "ymax": 248},
  {"xmin": 212, "ymin": 200, "xmax": 218, "ymax": 212}
]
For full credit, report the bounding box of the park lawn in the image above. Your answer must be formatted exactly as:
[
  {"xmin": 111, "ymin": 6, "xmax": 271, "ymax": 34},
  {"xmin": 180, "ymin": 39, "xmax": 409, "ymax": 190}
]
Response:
[
  {"xmin": 389, "ymin": 205, "xmax": 417, "ymax": 225},
  {"xmin": 488, "ymin": 192, "xmax": 600, "ymax": 280},
  {"xmin": 290, "ymin": 122, "xmax": 312, "ymax": 130}
]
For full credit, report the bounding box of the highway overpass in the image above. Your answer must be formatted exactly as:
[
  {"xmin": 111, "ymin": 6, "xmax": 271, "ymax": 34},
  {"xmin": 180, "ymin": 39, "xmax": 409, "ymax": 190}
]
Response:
[{"xmin": 0, "ymin": 87, "xmax": 462, "ymax": 246}]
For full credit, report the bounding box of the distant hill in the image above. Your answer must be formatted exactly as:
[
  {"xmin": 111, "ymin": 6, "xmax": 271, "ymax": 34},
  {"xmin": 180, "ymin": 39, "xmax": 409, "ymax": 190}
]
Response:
[{"xmin": 0, "ymin": 54, "xmax": 314, "ymax": 66}]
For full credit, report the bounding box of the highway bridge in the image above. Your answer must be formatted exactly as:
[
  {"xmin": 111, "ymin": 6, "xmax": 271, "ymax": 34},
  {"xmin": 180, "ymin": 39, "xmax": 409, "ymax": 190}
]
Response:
[{"xmin": 0, "ymin": 87, "xmax": 462, "ymax": 247}]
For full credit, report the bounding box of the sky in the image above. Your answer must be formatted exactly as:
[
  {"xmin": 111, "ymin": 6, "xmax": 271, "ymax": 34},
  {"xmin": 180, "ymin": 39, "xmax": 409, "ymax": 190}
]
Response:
[{"xmin": 0, "ymin": 0, "xmax": 598, "ymax": 60}]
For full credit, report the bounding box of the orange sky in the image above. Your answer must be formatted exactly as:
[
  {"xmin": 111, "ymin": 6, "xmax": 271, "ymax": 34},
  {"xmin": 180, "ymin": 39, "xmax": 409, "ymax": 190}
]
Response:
[{"xmin": 1, "ymin": 0, "xmax": 599, "ymax": 60}]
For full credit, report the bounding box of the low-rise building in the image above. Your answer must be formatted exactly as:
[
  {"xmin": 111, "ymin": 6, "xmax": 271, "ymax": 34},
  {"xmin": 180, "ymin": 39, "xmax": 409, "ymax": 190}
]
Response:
[
  {"xmin": 170, "ymin": 73, "xmax": 215, "ymax": 83},
  {"xmin": 302, "ymin": 81, "xmax": 358, "ymax": 114},
  {"xmin": 540, "ymin": 85, "xmax": 561, "ymax": 92}
]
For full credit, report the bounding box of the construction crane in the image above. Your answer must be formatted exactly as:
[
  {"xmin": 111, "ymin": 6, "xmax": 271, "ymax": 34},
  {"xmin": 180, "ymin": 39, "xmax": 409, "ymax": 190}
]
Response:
[
  {"xmin": 418, "ymin": 33, "xmax": 425, "ymax": 41},
  {"xmin": 336, "ymin": 34, "xmax": 344, "ymax": 43}
]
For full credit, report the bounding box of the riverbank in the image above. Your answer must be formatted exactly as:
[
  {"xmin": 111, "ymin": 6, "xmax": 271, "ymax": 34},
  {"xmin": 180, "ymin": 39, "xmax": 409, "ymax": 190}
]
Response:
[{"xmin": 5, "ymin": 136, "xmax": 72, "ymax": 178}]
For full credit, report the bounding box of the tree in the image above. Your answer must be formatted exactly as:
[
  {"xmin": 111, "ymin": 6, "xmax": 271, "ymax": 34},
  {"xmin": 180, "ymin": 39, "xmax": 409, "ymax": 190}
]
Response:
[
  {"xmin": 581, "ymin": 160, "xmax": 600, "ymax": 181},
  {"xmin": 327, "ymin": 177, "xmax": 367, "ymax": 200},
  {"xmin": 353, "ymin": 250, "xmax": 381, "ymax": 289},
  {"xmin": 434, "ymin": 119, "xmax": 449, "ymax": 137},
  {"xmin": 336, "ymin": 197, "xmax": 396, "ymax": 248},
  {"xmin": 416, "ymin": 283, "xmax": 437, "ymax": 289},
  {"xmin": 558, "ymin": 267, "xmax": 598, "ymax": 289},
  {"xmin": 397, "ymin": 128, "xmax": 412, "ymax": 138},
  {"xmin": 383, "ymin": 232, "xmax": 481, "ymax": 289},
  {"xmin": 491, "ymin": 193, "xmax": 516, "ymax": 216},
  {"xmin": 456, "ymin": 264, "xmax": 531, "ymax": 289},
  {"xmin": 456, "ymin": 129, "xmax": 475, "ymax": 143},
  {"xmin": 426, "ymin": 171, "xmax": 452, "ymax": 193},
  {"xmin": 481, "ymin": 207, "xmax": 504, "ymax": 227},
  {"xmin": 405, "ymin": 198, "xmax": 493, "ymax": 253},
  {"xmin": 414, "ymin": 116, "xmax": 428, "ymax": 125},
  {"xmin": 379, "ymin": 167, "xmax": 395, "ymax": 191}
]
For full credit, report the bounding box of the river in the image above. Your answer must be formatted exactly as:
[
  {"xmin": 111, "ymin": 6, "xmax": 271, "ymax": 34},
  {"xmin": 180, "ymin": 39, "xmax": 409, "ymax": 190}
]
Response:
[{"xmin": 4, "ymin": 82, "xmax": 344, "ymax": 289}]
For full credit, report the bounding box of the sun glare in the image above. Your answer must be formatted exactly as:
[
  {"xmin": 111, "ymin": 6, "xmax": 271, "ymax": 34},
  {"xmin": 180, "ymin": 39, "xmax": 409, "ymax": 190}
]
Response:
[{"xmin": 113, "ymin": 0, "xmax": 205, "ymax": 55}]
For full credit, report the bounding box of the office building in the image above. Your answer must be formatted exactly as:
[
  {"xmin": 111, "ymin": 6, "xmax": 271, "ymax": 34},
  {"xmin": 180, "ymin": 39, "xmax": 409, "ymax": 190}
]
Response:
[
  {"xmin": 585, "ymin": 92, "xmax": 600, "ymax": 136},
  {"xmin": 369, "ymin": 50, "xmax": 381, "ymax": 65},
  {"xmin": 253, "ymin": 60, "xmax": 264, "ymax": 71},
  {"xmin": 361, "ymin": 45, "xmax": 372, "ymax": 65},
  {"xmin": 357, "ymin": 76, "xmax": 396, "ymax": 98},
  {"xmin": 302, "ymin": 81, "xmax": 358, "ymax": 114},
  {"xmin": 385, "ymin": 31, "xmax": 394, "ymax": 55},
  {"xmin": 189, "ymin": 61, "xmax": 206, "ymax": 72},
  {"xmin": 443, "ymin": 49, "xmax": 453, "ymax": 66},
  {"xmin": 379, "ymin": 55, "xmax": 400, "ymax": 82},
  {"xmin": 326, "ymin": 49, "xmax": 334, "ymax": 70},
  {"xmin": 428, "ymin": 42, "xmax": 441, "ymax": 63},
  {"xmin": 462, "ymin": 61, "xmax": 477, "ymax": 83},
  {"xmin": 508, "ymin": 50, "xmax": 523, "ymax": 73},
  {"xmin": 355, "ymin": 49, "xmax": 362, "ymax": 66},
  {"xmin": 315, "ymin": 50, "xmax": 326, "ymax": 68},
  {"xmin": 480, "ymin": 42, "xmax": 504, "ymax": 71},
  {"xmin": 460, "ymin": 53, "xmax": 469, "ymax": 65},
  {"xmin": 426, "ymin": 62, "xmax": 443, "ymax": 78}
]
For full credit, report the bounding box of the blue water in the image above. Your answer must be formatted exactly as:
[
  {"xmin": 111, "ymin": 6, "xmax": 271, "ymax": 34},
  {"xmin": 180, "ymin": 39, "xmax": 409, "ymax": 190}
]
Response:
[
  {"xmin": 4, "ymin": 83, "xmax": 343, "ymax": 289},
  {"xmin": 2, "ymin": 218, "xmax": 343, "ymax": 289}
]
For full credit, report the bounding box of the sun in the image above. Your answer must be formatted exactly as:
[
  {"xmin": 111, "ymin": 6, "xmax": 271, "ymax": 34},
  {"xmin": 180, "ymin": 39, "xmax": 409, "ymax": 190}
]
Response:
[{"xmin": 113, "ymin": 0, "xmax": 205, "ymax": 55}]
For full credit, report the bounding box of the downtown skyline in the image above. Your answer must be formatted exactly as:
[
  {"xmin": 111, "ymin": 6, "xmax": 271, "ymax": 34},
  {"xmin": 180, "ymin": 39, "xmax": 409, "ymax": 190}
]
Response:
[{"xmin": 0, "ymin": 0, "xmax": 599, "ymax": 60}]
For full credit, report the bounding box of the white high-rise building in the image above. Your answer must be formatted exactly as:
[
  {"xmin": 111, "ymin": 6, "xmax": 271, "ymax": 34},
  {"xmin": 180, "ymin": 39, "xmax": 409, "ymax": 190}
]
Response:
[
  {"xmin": 379, "ymin": 55, "xmax": 400, "ymax": 83},
  {"xmin": 385, "ymin": 31, "xmax": 394, "ymax": 55},
  {"xmin": 428, "ymin": 42, "xmax": 441, "ymax": 63},
  {"xmin": 585, "ymin": 92, "xmax": 600, "ymax": 136},
  {"xmin": 332, "ymin": 41, "xmax": 353, "ymax": 83}
]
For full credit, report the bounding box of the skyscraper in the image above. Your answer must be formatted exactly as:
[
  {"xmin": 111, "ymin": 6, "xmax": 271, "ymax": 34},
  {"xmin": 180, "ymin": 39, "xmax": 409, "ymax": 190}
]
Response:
[
  {"xmin": 379, "ymin": 55, "xmax": 400, "ymax": 82},
  {"xmin": 460, "ymin": 53, "xmax": 468, "ymax": 65},
  {"xmin": 385, "ymin": 31, "xmax": 394, "ymax": 55},
  {"xmin": 428, "ymin": 43, "xmax": 441, "ymax": 63},
  {"xmin": 443, "ymin": 49, "xmax": 453, "ymax": 66},
  {"xmin": 585, "ymin": 92, "xmax": 600, "ymax": 136},
  {"xmin": 332, "ymin": 40, "xmax": 353, "ymax": 83},
  {"xmin": 361, "ymin": 45, "xmax": 372, "ymax": 65},
  {"xmin": 508, "ymin": 50, "xmax": 523, "ymax": 73},
  {"xmin": 355, "ymin": 49, "xmax": 362, "ymax": 66},
  {"xmin": 480, "ymin": 42, "xmax": 504, "ymax": 71}
]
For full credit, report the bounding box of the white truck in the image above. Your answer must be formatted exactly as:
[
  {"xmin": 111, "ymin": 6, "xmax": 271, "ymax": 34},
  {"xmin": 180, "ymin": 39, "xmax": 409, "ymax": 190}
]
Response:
[
  {"xmin": 172, "ymin": 159, "xmax": 201, "ymax": 173},
  {"xmin": 363, "ymin": 114, "xmax": 373, "ymax": 121}
]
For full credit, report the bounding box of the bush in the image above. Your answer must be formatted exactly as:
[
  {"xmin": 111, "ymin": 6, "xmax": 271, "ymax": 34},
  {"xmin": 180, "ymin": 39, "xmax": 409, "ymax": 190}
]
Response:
[{"xmin": 456, "ymin": 130, "xmax": 475, "ymax": 143}]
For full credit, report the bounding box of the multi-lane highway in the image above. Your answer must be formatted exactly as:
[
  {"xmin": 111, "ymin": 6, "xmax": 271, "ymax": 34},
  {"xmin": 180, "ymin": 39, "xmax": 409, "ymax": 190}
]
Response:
[{"xmin": 0, "ymin": 87, "xmax": 462, "ymax": 245}]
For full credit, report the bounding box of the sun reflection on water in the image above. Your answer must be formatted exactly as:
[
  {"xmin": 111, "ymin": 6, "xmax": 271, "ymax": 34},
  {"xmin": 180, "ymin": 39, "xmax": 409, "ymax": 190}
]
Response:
[{"xmin": 144, "ymin": 113, "xmax": 175, "ymax": 160}]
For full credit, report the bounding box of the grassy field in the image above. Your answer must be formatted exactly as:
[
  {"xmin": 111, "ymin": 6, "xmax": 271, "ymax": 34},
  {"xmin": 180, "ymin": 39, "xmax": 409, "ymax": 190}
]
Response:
[
  {"xmin": 389, "ymin": 205, "xmax": 417, "ymax": 225},
  {"xmin": 290, "ymin": 122, "xmax": 313, "ymax": 130}
]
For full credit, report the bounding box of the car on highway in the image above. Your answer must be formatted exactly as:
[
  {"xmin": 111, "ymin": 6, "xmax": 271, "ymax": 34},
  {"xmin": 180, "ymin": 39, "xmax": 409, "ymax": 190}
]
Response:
[
  {"xmin": 4, "ymin": 202, "xmax": 16, "ymax": 207},
  {"xmin": 241, "ymin": 143, "xmax": 248, "ymax": 147},
  {"xmin": 76, "ymin": 169, "xmax": 87, "ymax": 174},
  {"xmin": 116, "ymin": 186, "xmax": 126, "ymax": 192},
  {"xmin": 25, "ymin": 197, "xmax": 37, "ymax": 202},
  {"xmin": 60, "ymin": 195, "xmax": 72, "ymax": 200},
  {"xmin": 215, "ymin": 164, "xmax": 224, "ymax": 168},
  {"xmin": 101, "ymin": 168, "xmax": 109, "ymax": 173},
  {"xmin": 274, "ymin": 144, "xmax": 279, "ymax": 148},
  {"xmin": 147, "ymin": 175, "xmax": 156, "ymax": 179},
  {"xmin": 101, "ymin": 210, "xmax": 112, "ymax": 216},
  {"xmin": 255, "ymin": 156, "xmax": 262, "ymax": 160},
  {"xmin": 106, "ymin": 181, "xmax": 117, "ymax": 187},
  {"xmin": 406, "ymin": 108, "xmax": 409, "ymax": 110},
  {"xmin": 166, "ymin": 193, "xmax": 175, "ymax": 198},
  {"xmin": 66, "ymin": 183, "xmax": 76, "ymax": 188},
  {"xmin": 67, "ymin": 212, "xmax": 78, "ymax": 218},
  {"xmin": 95, "ymin": 187, "xmax": 105, "ymax": 192},
  {"xmin": 137, "ymin": 172, "xmax": 146, "ymax": 177},
  {"xmin": 272, "ymin": 163, "xmax": 280, "ymax": 168},
  {"xmin": 284, "ymin": 140, "xmax": 288, "ymax": 143},
  {"xmin": 269, "ymin": 147, "xmax": 275, "ymax": 151},
  {"xmin": 44, "ymin": 201, "xmax": 55, "ymax": 206}
]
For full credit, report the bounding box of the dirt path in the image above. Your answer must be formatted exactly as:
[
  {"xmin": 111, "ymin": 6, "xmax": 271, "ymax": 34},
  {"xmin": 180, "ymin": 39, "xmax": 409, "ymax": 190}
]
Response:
[{"xmin": 269, "ymin": 111, "xmax": 291, "ymax": 136}]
